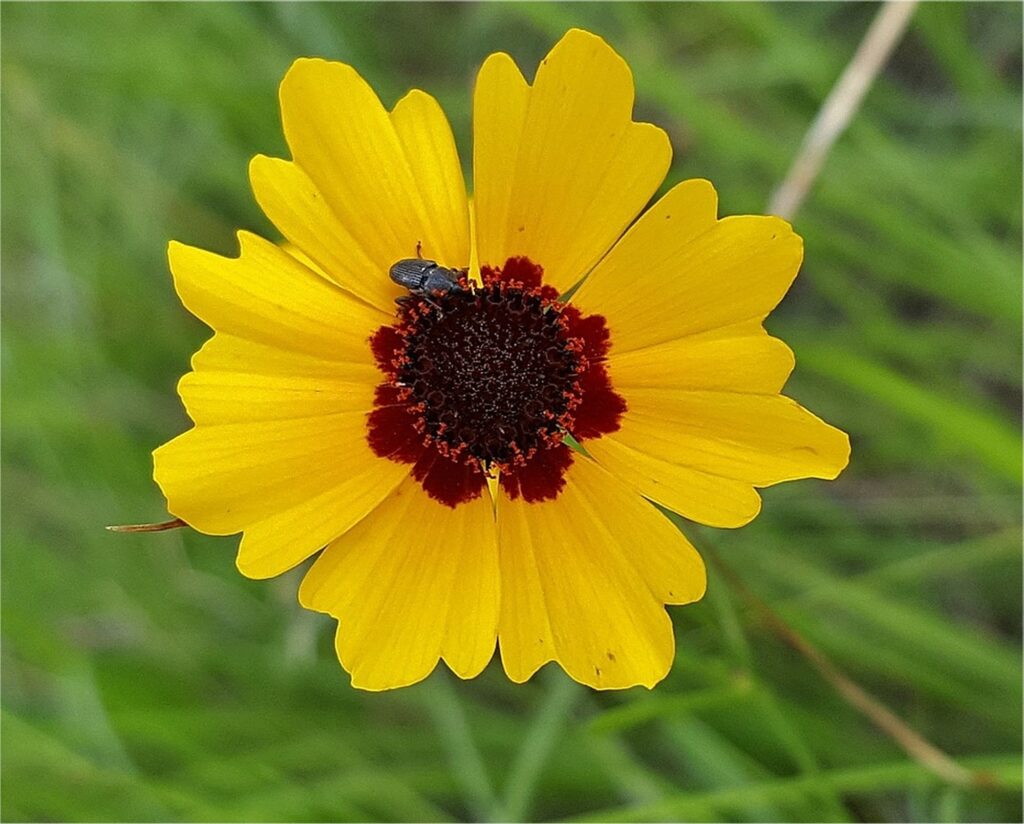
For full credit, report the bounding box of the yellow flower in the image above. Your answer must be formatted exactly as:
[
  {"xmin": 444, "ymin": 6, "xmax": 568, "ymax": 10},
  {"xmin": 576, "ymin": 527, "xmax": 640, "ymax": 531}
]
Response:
[{"xmin": 153, "ymin": 29, "xmax": 850, "ymax": 691}]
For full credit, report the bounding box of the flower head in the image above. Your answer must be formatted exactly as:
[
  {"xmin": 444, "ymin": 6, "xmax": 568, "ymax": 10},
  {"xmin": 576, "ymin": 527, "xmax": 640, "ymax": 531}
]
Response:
[{"xmin": 154, "ymin": 29, "xmax": 850, "ymax": 691}]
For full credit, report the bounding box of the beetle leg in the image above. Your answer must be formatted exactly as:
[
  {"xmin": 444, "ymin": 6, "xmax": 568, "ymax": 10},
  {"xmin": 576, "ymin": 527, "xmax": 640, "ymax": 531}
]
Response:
[{"xmin": 422, "ymin": 294, "xmax": 444, "ymax": 316}]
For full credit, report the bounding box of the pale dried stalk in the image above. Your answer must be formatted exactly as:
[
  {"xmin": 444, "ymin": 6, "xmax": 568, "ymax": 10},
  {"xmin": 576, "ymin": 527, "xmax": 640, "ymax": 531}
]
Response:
[
  {"xmin": 755, "ymin": 0, "xmax": 988, "ymax": 788},
  {"xmin": 769, "ymin": 0, "xmax": 919, "ymax": 219}
]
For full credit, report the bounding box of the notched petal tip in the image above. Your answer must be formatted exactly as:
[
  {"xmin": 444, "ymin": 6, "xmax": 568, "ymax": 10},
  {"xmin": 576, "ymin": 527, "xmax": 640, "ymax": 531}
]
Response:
[
  {"xmin": 166, "ymin": 231, "xmax": 259, "ymax": 278},
  {"xmin": 296, "ymin": 564, "xmax": 333, "ymax": 615},
  {"xmin": 551, "ymin": 27, "xmax": 631, "ymax": 73},
  {"xmin": 248, "ymin": 152, "xmax": 282, "ymax": 184},
  {"xmin": 774, "ymin": 337, "xmax": 798, "ymax": 383},
  {"xmin": 166, "ymin": 239, "xmax": 217, "ymax": 286},
  {"xmin": 279, "ymin": 58, "xmax": 372, "ymax": 117},
  {"xmin": 576, "ymin": 651, "xmax": 673, "ymax": 692},
  {"xmin": 563, "ymin": 27, "xmax": 611, "ymax": 43},
  {"xmin": 235, "ymin": 550, "xmax": 288, "ymax": 581},
  {"xmin": 500, "ymin": 656, "xmax": 671, "ymax": 692},
  {"xmin": 674, "ymin": 177, "xmax": 720, "ymax": 216},
  {"xmin": 540, "ymin": 26, "xmax": 636, "ymax": 107},
  {"xmin": 718, "ymin": 212, "xmax": 799, "ymax": 238},
  {"xmin": 718, "ymin": 491, "xmax": 763, "ymax": 530},
  {"xmin": 390, "ymin": 87, "xmax": 434, "ymax": 113},
  {"xmin": 442, "ymin": 644, "xmax": 499, "ymax": 682},
  {"xmin": 234, "ymin": 524, "xmax": 327, "ymax": 581},
  {"xmin": 340, "ymin": 632, "xmax": 437, "ymax": 693},
  {"xmin": 816, "ymin": 425, "xmax": 853, "ymax": 480},
  {"xmin": 679, "ymin": 550, "xmax": 709, "ymax": 604},
  {"xmin": 280, "ymin": 55, "xmax": 356, "ymax": 88},
  {"xmin": 284, "ymin": 55, "xmax": 329, "ymax": 72},
  {"xmin": 502, "ymin": 666, "xmax": 543, "ymax": 686},
  {"xmin": 755, "ymin": 400, "xmax": 852, "ymax": 485},
  {"xmin": 166, "ymin": 238, "xmax": 186, "ymax": 260},
  {"xmin": 479, "ymin": 48, "xmax": 522, "ymax": 71},
  {"xmin": 343, "ymin": 631, "xmax": 468, "ymax": 693},
  {"xmin": 348, "ymin": 671, "xmax": 433, "ymax": 693},
  {"xmin": 474, "ymin": 50, "xmax": 527, "ymax": 94},
  {"xmin": 789, "ymin": 400, "xmax": 852, "ymax": 481},
  {"xmin": 151, "ymin": 435, "xmax": 239, "ymax": 540},
  {"xmin": 630, "ymin": 120, "xmax": 674, "ymax": 176},
  {"xmin": 719, "ymin": 213, "xmax": 805, "ymax": 282}
]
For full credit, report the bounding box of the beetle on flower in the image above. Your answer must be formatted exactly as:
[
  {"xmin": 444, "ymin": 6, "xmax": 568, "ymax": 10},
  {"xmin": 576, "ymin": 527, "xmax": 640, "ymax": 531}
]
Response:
[{"xmin": 153, "ymin": 29, "xmax": 850, "ymax": 691}]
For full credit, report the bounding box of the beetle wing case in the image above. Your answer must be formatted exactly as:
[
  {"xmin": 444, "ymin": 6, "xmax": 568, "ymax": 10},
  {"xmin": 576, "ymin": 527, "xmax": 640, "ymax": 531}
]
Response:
[{"xmin": 389, "ymin": 258, "xmax": 436, "ymax": 290}]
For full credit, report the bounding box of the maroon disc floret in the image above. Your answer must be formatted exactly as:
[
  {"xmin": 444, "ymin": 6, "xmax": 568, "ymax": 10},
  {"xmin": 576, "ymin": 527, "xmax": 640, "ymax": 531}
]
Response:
[{"xmin": 367, "ymin": 257, "xmax": 625, "ymax": 506}]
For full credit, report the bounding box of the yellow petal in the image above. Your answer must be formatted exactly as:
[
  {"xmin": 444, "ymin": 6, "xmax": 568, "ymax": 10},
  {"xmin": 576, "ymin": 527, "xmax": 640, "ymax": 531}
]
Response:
[
  {"xmin": 608, "ymin": 324, "xmax": 795, "ymax": 394},
  {"xmin": 612, "ymin": 390, "xmax": 851, "ymax": 486},
  {"xmin": 168, "ymin": 233, "xmax": 389, "ymax": 359},
  {"xmin": 189, "ymin": 333, "xmax": 380, "ymax": 381},
  {"xmin": 471, "ymin": 52, "xmax": 530, "ymax": 275},
  {"xmin": 299, "ymin": 478, "xmax": 499, "ymax": 690},
  {"xmin": 573, "ymin": 181, "xmax": 803, "ymax": 353},
  {"xmin": 153, "ymin": 411, "xmax": 408, "ymax": 543},
  {"xmin": 390, "ymin": 90, "xmax": 471, "ymax": 269},
  {"xmin": 249, "ymin": 156, "xmax": 397, "ymax": 313},
  {"xmin": 473, "ymin": 29, "xmax": 671, "ymax": 293},
  {"xmin": 178, "ymin": 370, "xmax": 375, "ymax": 424},
  {"xmin": 584, "ymin": 435, "xmax": 763, "ymax": 528},
  {"xmin": 497, "ymin": 456, "xmax": 705, "ymax": 689},
  {"xmin": 276, "ymin": 59, "xmax": 469, "ymax": 273},
  {"xmin": 237, "ymin": 470, "xmax": 407, "ymax": 580}
]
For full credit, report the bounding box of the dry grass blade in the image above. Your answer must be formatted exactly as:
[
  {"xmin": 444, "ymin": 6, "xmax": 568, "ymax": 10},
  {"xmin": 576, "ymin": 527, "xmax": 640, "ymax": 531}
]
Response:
[
  {"xmin": 106, "ymin": 518, "xmax": 187, "ymax": 533},
  {"xmin": 711, "ymin": 555, "xmax": 997, "ymax": 790},
  {"xmin": 769, "ymin": 0, "xmax": 919, "ymax": 219}
]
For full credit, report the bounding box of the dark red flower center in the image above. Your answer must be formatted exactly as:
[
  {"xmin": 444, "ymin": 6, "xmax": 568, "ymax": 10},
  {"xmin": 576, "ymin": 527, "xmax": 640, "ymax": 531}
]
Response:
[{"xmin": 367, "ymin": 257, "xmax": 625, "ymax": 507}]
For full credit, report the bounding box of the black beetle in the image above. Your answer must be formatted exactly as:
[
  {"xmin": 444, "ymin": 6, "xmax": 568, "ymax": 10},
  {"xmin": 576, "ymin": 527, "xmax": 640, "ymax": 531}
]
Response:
[{"xmin": 389, "ymin": 258, "xmax": 467, "ymax": 312}]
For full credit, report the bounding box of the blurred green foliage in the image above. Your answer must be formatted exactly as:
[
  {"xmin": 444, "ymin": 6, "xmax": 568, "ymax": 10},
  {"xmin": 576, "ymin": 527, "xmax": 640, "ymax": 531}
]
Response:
[{"xmin": 2, "ymin": 2, "xmax": 1021, "ymax": 822}]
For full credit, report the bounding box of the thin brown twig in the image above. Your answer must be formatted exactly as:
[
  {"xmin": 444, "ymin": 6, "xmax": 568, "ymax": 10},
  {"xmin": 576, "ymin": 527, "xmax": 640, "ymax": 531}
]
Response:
[
  {"xmin": 769, "ymin": 0, "xmax": 919, "ymax": 220},
  {"xmin": 711, "ymin": 554, "xmax": 999, "ymax": 790},
  {"xmin": 106, "ymin": 518, "xmax": 187, "ymax": 533}
]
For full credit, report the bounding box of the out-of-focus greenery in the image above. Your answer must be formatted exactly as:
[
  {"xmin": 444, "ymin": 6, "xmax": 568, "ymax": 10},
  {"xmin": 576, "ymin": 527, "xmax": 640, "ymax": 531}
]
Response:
[{"xmin": 2, "ymin": 2, "xmax": 1021, "ymax": 822}]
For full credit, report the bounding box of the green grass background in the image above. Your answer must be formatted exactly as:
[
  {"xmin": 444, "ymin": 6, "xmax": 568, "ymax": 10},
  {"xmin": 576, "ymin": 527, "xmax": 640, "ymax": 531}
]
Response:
[{"xmin": 2, "ymin": 2, "xmax": 1021, "ymax": 821}]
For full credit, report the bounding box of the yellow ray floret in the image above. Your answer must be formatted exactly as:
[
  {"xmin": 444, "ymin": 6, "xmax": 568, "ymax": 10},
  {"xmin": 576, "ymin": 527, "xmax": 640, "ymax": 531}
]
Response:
[
  {"xmin": 299, "ymin": 478, "xmax": 500, "ymax": 691},
  {"xmin": 473, "ymin": 29, "xmax": 672, "ymax": 294},
  {"xmin": 497, "ymin": 457, "xmax": 705, "ymax": 690}
]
